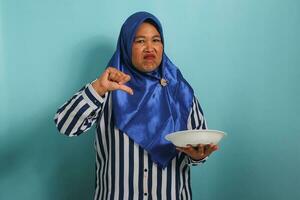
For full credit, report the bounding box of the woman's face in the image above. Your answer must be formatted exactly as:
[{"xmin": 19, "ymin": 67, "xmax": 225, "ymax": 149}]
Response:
[{"xmin": 131, "ymin": 22, "xmax": 163, "ymax": 72}]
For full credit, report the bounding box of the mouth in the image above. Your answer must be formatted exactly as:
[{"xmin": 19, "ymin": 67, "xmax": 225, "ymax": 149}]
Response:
[{"xmin": 144, "ymin": 54, "xmax": 156, "ymax": 60}]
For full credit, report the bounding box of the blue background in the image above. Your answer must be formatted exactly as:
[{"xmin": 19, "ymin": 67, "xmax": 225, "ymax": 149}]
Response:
[{"xmin": 1, "ymin": 0, "xmax": 299, "ymax": 199}]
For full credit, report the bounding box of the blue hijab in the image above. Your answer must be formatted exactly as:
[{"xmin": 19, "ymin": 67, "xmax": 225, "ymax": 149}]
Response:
[{"xmin": 108, "ymin": 11, "xmax": 194, "ymax": 168}]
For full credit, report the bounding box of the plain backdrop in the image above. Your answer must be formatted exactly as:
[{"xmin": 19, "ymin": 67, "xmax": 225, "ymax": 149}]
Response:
[{"xmin": 1, "ymin": 0, "xmax": 299, "ymax": 199}]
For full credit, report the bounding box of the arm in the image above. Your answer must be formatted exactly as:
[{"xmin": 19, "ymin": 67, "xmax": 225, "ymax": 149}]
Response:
[
  {"xmin": 54, "ymin": 83, "xmax": 108, "ymax": 136},
  {"xmin": 180, "ymin": 96, "xmax": 218, "ymax": 166},
  {"xmin": 186, "ymin": 96, "xmax": 208, "ymax": 165},
  {"xmin": 54, "ymin": 66, "xmax": 133, "ymax": 137},
  {"xmin": 187, "ymin": 96, "xmax": 207, "ymax": 131}
]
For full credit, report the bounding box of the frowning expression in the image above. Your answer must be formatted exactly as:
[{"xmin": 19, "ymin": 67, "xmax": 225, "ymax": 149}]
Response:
[{"xmin": 131, "ymin": 22, "xmax": 163, "ymax": 72}]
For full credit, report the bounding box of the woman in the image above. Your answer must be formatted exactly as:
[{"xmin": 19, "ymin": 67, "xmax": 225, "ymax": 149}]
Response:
[{"xmin": 54, "ymin": 11, "xmax": 218, "ymax": 200}]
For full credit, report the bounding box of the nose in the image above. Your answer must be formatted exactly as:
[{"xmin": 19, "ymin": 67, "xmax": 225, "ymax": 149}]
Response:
[{"xmin": 144, "ymin": 41, "xmax": 154, "ymax": 52}]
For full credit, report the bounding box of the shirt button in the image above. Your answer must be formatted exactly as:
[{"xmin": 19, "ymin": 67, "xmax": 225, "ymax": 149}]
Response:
[
  {"xmin": 144, "ymin": 193, "xmax": 148, "ymax": 196},
  {"xmin": 144, "ymin": 169, "xmax": 148, "ymax": 172}
]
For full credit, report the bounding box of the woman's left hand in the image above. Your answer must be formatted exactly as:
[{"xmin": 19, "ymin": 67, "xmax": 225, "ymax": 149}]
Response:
[{"xmin": 176, "ymin": 144, "xmax": 219, "ymax": 161}]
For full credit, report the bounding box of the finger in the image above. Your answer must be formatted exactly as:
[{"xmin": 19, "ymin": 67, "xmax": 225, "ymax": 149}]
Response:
[
  {"xmin": 196, "ymin": 144, "xmax": 206, "ymax": 157},
  {"xmin": 198, "ymin": 144, "xmax": 205, "ymax": 154},
  {"xmin": 176, "ymin": 146, "xmax": 195, "ymax": 153},
  {"xmin": 193, "ymin": 144, "xmax": 204, "ymax": 155},
  {"xmin": 118, "ymin": 84, "xmax": 134, "ymax": 95},
  {"xmin": 187, "ymin": 144, "xmax": 196, "ymax": 151},
  {"xmin": 107, "ymin": 67, "xmax": 130, "ymax": 83},
  {"xmin": 185, "ymin": 145, "xmax": 201, "ymax": 156},
  {"xmin": 203, "ymin": 144, "xmax": 213, "ymax": 156},
  {"xmin": 176, "ymin": 147, "xmax": 189, "ymax": 154},
  {"xmin": 101, "ymin": 68, "xmax": 110, "ymax": 80},
  {"xmin": 106, "ymin": 66, "xmax": 119, "ymax": 74},
  {"xmin": 110, "ymin": 72, "xmax": 130, "ymax": 84},
  {"xmin": 111, "ymin": 82, "xmax": 134, "ymax": 95},
  {"xmin": 210, "ymin": 144, "xmax": 219, "ymax": 152},
  {"xmin": 118, "ymin": 74, "xmax": 131, "ymax": 84},
  {"xmin": 186, "ymin": 144, "xmax": 197, "ymax": 152},
  {"xmin": 203, "ymin": 144, "xmax": 211, "ymax": 152},
  {"xmin": 204, "ymin": 144, "xmax": 219, "ymax": 156},
  {"xmin": 108, "ymin": 71, "xmax": 121, "ymax": 82},
  {"xmin": 177, "ymin": 146, "xmax": 206, "ymax": 159}
]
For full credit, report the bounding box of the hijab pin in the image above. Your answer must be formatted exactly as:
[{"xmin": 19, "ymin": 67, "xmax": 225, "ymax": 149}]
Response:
[{"xmin": 160, "ymin": 78, "xmax": 168, "ymax": 87}]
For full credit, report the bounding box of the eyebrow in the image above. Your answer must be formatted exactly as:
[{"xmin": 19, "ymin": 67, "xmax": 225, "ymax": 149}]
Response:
[{"xmin": 134, "ymin": 35, "xmax": 161, "ymax": 39}]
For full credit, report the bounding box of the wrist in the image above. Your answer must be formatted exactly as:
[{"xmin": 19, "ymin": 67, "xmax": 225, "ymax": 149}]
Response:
[
  {"xmin": 92, "ymin": 81, "xmax": 107, "ymax": 96},
  {"xmin": 188, "ymin": 156, "xmax": 208, "ymax": 166},
  {"xmin": 190, "ymin": 155, "xmax": 205, "ymax": 161}
]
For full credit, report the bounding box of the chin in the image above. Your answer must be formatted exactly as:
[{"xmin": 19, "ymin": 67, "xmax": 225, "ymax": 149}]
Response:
[
  {"xmin": 133, "ymin": 62, "xmax": 160, "ymax": 73},
  {"xmin": 142, "ymin": 66, "xmax": 159, "ymax": 72},
  {"xmin": 142, "ymin": 62, "xmax": 160, "ymax": 71}
]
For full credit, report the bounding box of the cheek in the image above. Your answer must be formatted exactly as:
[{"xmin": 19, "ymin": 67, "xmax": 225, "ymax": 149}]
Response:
[
  {"xmin": 132, "ymin": 47, "xmax": 142, "ymax": 60},
  {"xmin": 157, "ymin": 46, "xmax": 163, "ymax": 60},
  {"xmin": 157, "ymin": 44, "xmax": 163, "ymax": 53}
]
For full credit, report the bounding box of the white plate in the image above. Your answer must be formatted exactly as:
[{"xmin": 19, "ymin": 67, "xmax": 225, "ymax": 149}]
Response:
[{"xmin": 165, "ymin": 129, "xmax": 226, "ymax": 147}]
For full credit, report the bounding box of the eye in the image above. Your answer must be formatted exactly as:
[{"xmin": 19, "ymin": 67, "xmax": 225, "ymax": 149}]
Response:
[
  {"xmin": 153, "ymin": 38, "xmax": 161, "ymax": 43},
  {"xmin": 135, "ymin": 39, "xmax": 145, "ymax": 44}
]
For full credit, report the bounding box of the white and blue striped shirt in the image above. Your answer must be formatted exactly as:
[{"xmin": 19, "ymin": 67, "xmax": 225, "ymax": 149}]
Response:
[{"xmin": 54, "ymin": 83, "xmax": 207, "ymax": 200}]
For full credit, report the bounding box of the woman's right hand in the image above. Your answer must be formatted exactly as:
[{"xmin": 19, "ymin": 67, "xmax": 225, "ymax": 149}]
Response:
[{"xmin": 92, "ymin": 67, "xmax": 133, "ymax": 96}]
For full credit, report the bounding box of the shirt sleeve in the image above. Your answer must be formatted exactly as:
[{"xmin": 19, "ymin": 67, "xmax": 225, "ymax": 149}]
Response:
[
  {"xmin": 54, "ymin": 82, "xmax": 108, "ymax": 137},
  {"xmin": 187, "ymin": 96, "xmax": 207, "ymax": 131},
  {"xmin": 185, "ymin": 96, "xmax": 208, "ymax": 166}
]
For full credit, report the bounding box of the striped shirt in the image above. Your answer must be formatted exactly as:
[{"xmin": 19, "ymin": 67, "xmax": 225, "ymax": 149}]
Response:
[{"xmin": 54, "ymin": 83, "xmax": 207, "ymax": 200}]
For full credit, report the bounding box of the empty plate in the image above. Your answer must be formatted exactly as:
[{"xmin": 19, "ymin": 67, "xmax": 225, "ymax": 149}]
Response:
[{"xmin": 165, "ymin": 129, "xmax": 226, "ymax": 147}]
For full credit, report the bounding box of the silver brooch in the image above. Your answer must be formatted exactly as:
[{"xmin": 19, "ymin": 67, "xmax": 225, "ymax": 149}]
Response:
[{"xmin": 160, "ymin": 78, "xmax": 168, "ymax": 87}]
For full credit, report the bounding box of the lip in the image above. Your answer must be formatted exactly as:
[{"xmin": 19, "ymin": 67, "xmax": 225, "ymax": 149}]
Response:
[{"xmin": 144, "ymin": 54, "xmax": 156, "ymax": 60}]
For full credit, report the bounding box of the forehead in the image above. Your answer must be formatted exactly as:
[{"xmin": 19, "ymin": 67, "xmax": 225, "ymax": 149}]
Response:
[{"xmin": 135, "ymin": 22, "xmax": 161, "ymax": 36}]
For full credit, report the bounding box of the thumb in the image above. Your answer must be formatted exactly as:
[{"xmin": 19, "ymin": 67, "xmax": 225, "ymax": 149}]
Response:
[{"xmin": 110, "ymin": 82, "xmax": 134, "ymax": 95}]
